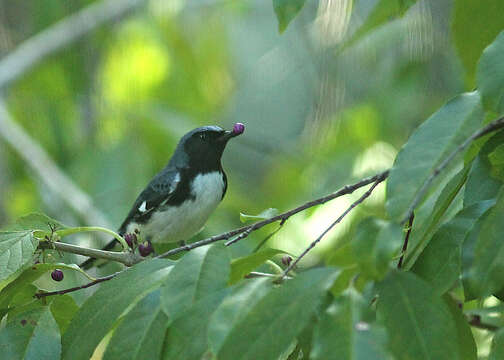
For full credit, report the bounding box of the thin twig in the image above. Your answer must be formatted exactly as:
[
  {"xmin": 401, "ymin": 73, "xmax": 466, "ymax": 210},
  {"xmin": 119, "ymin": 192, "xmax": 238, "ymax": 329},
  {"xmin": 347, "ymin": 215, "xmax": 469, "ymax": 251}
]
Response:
[
  {"xmin": 38, "ymin": 241, "xmax": 140, "ymax": 266},
  {"xmin": 156, "ymin": 170, "xmax": 389, "ymax": 259},
  {"xmin": 34, "ymin": 271, "xmax": 121, "ymax": 299},
  {"xmin": 401, "ymin": 116, "xmax": 504, "ymax": 223},
  {"xmin": 0, "ymin": 0, "xmax": 145, "ymax": 89},
  {"xmin": 281, "ymin": 173, "xmax": 388, "ymax": 279},
  {"xmin": 397, "ymin": 213, "xmax": 414, "ymax": 269}
]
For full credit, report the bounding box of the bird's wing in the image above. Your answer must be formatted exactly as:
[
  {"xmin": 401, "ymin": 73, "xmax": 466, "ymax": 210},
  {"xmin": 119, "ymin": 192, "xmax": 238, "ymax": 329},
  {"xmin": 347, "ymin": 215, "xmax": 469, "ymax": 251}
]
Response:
[{"xmin": 118, "ymin": 168, "xmax": 181, "ymax": 233}]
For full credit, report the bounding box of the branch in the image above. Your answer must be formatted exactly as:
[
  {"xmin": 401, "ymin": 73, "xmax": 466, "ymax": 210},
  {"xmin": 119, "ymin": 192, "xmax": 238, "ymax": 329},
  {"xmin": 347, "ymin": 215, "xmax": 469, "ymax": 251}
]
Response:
[
  {"xmin": 401, "ymin": 116, "xmax": 504, "ymax": 223},
  {"xmin": 0, "ymin": 0, "xmax": 145, "ymax": 89},
  {"xmin": 281, "ymin": 172, "xmax": 388, "ymax": 279},
  {"xmin": 34, "ymin": 271, "xmax": 120, "ymax": 299},
  {"xmin": 156, "ymin": 170, "xmax": 389, "ymax": 259},
  {"xmin": 38, "ymin": 241, "xmax": 141, "ymax": 266},
  {"xmin": 397, "ymin": 213, "xmax": 414, "ymax": 269},
  {"xmin": 467, "ymin": 314, "xmax": 499, "ymax": 332}
]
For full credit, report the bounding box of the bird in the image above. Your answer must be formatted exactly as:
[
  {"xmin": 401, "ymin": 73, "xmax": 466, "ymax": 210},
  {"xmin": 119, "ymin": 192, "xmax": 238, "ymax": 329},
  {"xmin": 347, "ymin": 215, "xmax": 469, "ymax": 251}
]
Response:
[{"xmin": 81, "ymin": 123, "xmax": 245, "ymax": 269}]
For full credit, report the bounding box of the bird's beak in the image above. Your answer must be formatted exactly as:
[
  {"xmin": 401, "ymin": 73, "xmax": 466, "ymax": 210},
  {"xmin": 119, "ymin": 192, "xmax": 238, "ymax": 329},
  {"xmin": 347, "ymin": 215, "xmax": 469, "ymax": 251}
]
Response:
[{"xmin": 218, "ymin": 130, "xmax": 240, "ymax": 142}]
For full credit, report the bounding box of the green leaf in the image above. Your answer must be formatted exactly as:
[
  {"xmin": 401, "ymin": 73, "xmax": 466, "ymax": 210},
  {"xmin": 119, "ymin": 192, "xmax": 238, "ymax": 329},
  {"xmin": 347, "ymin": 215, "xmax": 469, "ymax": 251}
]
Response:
[
  {"xmin": 377, "ymin": 271, "xmax": 461, "ymax": 360},
  {"xmin": 50, "ymin": 295, "xmax": 79, "ymax": 335},
  {"xmin": 466, "ymin": 187, "xmax": 504, "ymax": 296},
  {"xmin": 163, "ymin": 288, "xmax": 230, "ymax": 360},
  {"xmin": 0, "ymin": 306, "xmax": 61, "ymax": 360},
  {"xmin": 273, "ymin": 0, "xmax": 307, "ymax": 33},
  {"xmin": 489, "ymin": 328, "xmax": 504, "ymax": 360},
  {"xmin": 104, "ymin": 289, "xmax": 168, "ymax": 360},
  {"xmin": 229, "ymin": 248, "xmax": 284, "ymax": 284},
  {"xmin": 412, "ymin": 200, "xmax": 495, "ymax": 295},
  {"xmin": 240, "ymin": 208, "xmax": 278, "ymax": 223},
  {"xmin": 489, "ymin": 143, "xmax": 504, "ymax": 181},
  {"xmin": 351, "ymin": 219, "xmax": 402, "ymax": 280},
  {"xmin": 0, "ymin": 231, "xmax": 39, "ymax": 289},
  {"xmin": 477, "ymin": 31, "xmax": 504, "ymax": 114},
  {"xmin": 311, "ymin": 290, "xmax": 391, "ymax": 360},
  {"xmin": 464, "ymin": 131, "xmax": 504, "ymax": 206},
  {"xmin": 208, "ymin": 267, "xmax": 339, "ymax": 360},
  {"xmin": 161, "ymin": 244, "xmax": 230, "ymax": 320},
  {"xmin": 9, "ymin": 212, "xmax": 67, "ymax": 232},
  {"xmin": 403, "ymin": 166, "xmax": 470, "ymax": 268},
  {"xmin": 386, "ymin": 92, "xmax": 484, "ymax": 221},
  {"xmin": 443, "ymin": 296, "xmax": 477, "ymax": 360},
  {"xmin": 344, "ymin": 0, "xmax": 417, "ymax": 49},
  {"xmin": 62, "ymin": 259, "xmax": 174, "ymax": 360},
  {"xmin": 452, "ymin": 0, "xmax": 504, "ymax": 87}
]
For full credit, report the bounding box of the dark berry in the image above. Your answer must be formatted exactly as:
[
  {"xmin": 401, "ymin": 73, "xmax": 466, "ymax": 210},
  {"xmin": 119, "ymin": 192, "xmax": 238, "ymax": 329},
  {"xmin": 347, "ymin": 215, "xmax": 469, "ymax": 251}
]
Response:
[
  {"xmin": 281, "ymin": 255, "xmax": 292, "ymax": 266},
  {"xmin": 138, "ymin": 242, "xmax": 153, "ymax": 257},
  {"xmin": 232, "ymin": 122, "xmax": 245, "ymax": 135},
  {"xmin": 124, "ymin": 233, "xmax": 137, "ymax": 248},
  {"xmin": 51, "ymin": 269, "xmax": 64, "ymax": 282}
]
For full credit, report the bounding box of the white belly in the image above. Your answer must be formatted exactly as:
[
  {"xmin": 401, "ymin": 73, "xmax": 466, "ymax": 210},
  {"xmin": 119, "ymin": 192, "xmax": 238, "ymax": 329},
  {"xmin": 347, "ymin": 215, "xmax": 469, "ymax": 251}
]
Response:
[{"xmin": 128, "ymin": 172, "xmax": 225, "ymax": 243}]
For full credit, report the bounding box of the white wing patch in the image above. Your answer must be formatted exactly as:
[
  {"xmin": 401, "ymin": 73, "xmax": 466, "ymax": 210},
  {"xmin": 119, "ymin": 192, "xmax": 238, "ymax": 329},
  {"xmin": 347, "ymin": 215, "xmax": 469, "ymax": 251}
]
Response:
[{"xmin": 138, "ymin": 201, "xmax": 147, "ymax": 213}]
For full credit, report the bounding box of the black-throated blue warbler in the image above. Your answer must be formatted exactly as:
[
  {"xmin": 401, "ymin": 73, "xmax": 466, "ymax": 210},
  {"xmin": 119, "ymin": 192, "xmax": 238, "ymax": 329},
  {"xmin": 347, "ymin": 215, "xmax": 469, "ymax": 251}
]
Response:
[{"xmin": 81, "ymin": 123, "xmax": 245, "ymax": 268}]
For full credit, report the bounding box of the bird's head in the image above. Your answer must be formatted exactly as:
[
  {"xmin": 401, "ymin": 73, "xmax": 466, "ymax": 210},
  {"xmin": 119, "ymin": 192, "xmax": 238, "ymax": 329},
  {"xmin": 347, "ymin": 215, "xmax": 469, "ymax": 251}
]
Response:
[{"xmin": 173, "ymin": 123, "xmax": 245, "ymax": 169}]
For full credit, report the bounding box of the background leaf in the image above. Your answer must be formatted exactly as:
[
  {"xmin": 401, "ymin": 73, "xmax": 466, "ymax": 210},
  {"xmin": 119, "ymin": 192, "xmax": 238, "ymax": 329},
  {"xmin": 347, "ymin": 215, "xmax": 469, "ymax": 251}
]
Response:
[
  {"xmin": 0, "ymin": 231, "xmax": 38, "ymax": 289},
  {"xmin": 273, "ymin": 0, "xmax": 307, "ymax": 33},
  {"xmin": 453, "ymin": 0, "xmax": 504, "ymax": 87},
  {"xmin": 489, "ymin": 328, "xmax": 504, "ymax": 360}
]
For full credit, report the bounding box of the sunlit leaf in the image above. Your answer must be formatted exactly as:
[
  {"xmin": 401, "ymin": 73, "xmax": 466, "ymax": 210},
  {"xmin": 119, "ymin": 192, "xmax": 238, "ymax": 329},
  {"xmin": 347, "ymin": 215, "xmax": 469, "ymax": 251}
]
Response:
[
  {"xmin": 0, "ymin": 231, "xmax": 38, "ymax": 289},
  {"xmin": 240, "ymin": 208, "xmax": 279, "ymax": 223},
  {"xmin": 229, "ymin": 248, "xmax": 284, "ymax": 285},
  {"xmin": 489, "ymin": 328, "xmax": 504, "ymax": 360}
]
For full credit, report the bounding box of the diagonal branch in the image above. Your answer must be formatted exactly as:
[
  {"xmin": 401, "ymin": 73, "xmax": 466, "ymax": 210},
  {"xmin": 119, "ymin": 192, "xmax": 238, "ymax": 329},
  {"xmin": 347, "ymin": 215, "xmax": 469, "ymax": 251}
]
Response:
[
  {"xmin": 281, "ymin": 172, "xmax": 388, "ymax": 279},
  {"xmin": 401, "ymin": 116, "xmax": 504, "ymax": 223},
  {"xmin": 0, "ymin": 0, "xmax": 145, "ymax": 89}
]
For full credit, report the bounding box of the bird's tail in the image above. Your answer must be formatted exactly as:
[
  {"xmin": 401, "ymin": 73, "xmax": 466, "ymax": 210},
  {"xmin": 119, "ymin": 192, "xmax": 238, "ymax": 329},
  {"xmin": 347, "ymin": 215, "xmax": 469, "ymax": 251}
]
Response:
[{"xmin": 79, "ymin": 239, "xmax": 118, "ymax": 270}]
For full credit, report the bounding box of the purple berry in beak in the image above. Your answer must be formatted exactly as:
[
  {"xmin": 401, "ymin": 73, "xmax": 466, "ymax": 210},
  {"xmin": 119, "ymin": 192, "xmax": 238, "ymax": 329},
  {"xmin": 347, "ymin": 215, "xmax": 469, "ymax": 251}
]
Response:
[{"xmin": 232, "ymin": 122, "xmax": 245, "ymax": 135}]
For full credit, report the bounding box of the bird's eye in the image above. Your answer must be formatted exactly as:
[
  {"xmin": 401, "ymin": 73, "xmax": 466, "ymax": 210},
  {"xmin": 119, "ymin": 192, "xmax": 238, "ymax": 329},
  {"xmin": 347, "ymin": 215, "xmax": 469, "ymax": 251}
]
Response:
[{"xmin": 199, "ymin": 133, "xmax": 206, "ymax": 140}]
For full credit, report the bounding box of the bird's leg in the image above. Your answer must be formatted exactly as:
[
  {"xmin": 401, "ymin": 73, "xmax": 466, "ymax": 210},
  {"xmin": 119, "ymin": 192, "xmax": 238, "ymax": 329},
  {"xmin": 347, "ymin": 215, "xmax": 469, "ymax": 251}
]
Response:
[{"xmin": 178, "ymin": 240, "xmax": 186, "ymax": 247}]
